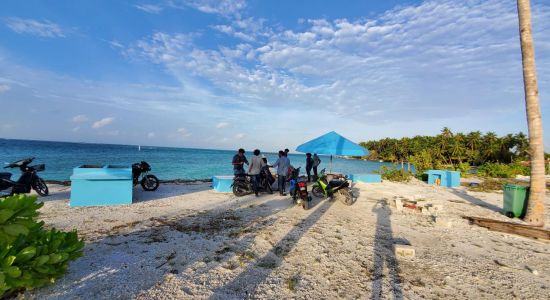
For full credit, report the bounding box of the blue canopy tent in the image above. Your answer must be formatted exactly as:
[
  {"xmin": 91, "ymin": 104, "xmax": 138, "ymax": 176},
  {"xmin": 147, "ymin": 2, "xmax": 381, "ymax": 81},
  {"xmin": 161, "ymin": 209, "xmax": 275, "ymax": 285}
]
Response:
[{"xmin": 295, "ymin": 131, "xmax": 369, "ymax": 172}]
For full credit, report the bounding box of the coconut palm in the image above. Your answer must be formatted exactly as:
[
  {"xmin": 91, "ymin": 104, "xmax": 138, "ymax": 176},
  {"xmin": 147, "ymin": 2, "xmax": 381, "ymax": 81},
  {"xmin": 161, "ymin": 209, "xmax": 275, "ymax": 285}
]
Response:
[{"xmin": 517, "ymin": 0, "xmax": 545, "ymax": 226}]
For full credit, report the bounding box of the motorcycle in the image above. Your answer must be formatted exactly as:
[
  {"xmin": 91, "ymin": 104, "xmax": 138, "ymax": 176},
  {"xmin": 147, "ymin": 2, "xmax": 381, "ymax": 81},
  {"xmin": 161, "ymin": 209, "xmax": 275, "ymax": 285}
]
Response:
[
  {"xmin": 288, "ymin": 167, "xmax": 312, "ymax": 210},
  {"xmin": 0, "ymin": 157, "xmax": 49, "ymax": 196},
  {"xmin": 232, "ymin": 168, "xmax": 273, "ymax": 197},
  {"xmin": 132, "ymin": 161, "xmax": 159, "ymax": 191},
  {"xmin": 311, "ymin": 168, "xmax": 354, "ymax": 205}
]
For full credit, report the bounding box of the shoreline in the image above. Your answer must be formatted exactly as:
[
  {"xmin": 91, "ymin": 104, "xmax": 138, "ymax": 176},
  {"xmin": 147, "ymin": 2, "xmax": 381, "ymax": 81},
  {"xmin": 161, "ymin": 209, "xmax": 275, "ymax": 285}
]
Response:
[{"xmin": 44, "ymin": 178, "xmax": 214, "ymax": 186}]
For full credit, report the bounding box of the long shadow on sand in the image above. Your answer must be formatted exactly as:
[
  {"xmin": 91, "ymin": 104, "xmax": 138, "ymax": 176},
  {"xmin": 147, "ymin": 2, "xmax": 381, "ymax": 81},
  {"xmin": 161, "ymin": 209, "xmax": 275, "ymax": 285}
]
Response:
[
  {"xmin": 449, "ymin": 189, "xmax": 502, "ymax": 214},
  {"xmin": 209, "ymin": 197, "xmax": 335, "ymax": 299},
  {"xmin": 371, "ymin": 199, "xmax": 403, "ymax": 300}
]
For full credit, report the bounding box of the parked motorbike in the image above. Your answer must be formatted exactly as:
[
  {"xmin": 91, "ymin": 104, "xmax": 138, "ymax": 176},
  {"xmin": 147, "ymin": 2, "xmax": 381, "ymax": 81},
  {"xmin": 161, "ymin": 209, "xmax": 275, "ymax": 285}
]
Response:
[
  {"xmin": 311, "ymin": 168, "xmax": 354, "ymax": 205},
  {"xmin": 288, "ymin": 167, "xmax": 312, "ymax": 210},
  {"xmin": 232, "ymin": 169, "xmax": 273, "ymax": 197},
  {"xmin": 132, "ymin": 161, "xmax": 159, "ymax": 191},
  {"xmin": 0, "ymin": 157, "xmax": 49, "ymax": 196}
]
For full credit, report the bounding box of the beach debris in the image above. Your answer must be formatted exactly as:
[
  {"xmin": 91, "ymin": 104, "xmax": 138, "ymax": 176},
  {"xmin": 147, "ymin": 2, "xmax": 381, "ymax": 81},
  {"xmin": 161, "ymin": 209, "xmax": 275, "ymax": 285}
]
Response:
[
  {"xmin": 394, "ymin": 245, "xmax": 416, "ymax": 258},
  {"xmin": 156, "ymin": 251, "xmax": 176, "ymax": 269},
  {"xmin": 525, "ymin": 266, "xmax": 539, "ymax": 276},
  {"xmin": 463, "ymin": 216, "xmax": 550, "ymax": 241}
]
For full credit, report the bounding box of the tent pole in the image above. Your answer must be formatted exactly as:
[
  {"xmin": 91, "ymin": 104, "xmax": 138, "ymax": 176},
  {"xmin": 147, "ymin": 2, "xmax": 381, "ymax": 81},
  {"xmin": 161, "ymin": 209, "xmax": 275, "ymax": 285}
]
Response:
[{"xmin": 330, "ymin": 155, "xmax": 333, "ymax": 173}]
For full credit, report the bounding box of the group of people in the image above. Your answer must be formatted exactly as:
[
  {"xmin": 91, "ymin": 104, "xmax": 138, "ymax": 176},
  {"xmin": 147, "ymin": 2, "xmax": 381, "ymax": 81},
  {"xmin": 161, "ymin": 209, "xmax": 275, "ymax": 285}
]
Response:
[{"xmin": 231, "ymin": 148, "xmax": 321, "ymax": 197}]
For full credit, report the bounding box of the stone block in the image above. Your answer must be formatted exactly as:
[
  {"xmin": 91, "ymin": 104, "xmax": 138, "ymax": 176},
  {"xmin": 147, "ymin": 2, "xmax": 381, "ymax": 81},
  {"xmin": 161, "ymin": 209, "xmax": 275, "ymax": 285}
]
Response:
[
  {"xmin": 394, "ymin": 245, "xmax": 415, "ymax": 258},
  {"xmin": 394, "ymin": 199, "xmax": 403, "ymax": 211}
]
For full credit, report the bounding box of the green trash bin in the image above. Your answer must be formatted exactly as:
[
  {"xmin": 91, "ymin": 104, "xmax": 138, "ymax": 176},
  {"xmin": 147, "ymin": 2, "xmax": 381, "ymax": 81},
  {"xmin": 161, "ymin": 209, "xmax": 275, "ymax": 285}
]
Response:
[{"xmin": 502, "ymin": 184, "xmax": 528, "ymax": 218}]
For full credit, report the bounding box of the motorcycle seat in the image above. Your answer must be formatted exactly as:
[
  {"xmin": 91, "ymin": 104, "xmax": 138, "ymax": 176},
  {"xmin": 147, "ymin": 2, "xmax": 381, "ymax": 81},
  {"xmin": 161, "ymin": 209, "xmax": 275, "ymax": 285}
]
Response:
[
  {"xmin": 327, "ymin": 180, "xmax": 345, "ymax": 189},
  {"xmin": 0, "ymin": 172, "xmax": 11, "ymax": 180}
]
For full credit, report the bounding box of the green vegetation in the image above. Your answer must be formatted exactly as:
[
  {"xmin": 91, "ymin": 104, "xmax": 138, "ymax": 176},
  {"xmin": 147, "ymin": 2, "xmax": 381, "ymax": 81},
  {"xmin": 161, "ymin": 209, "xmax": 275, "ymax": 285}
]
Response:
[
  {"xmin": 361, "ymin": 128, "xmax": 535, "ymax": 175},
  {"xmin": 0, "ymin": 194, "xmax": 84, "ymax": 297},
  {"xmin": 476, "ymin": 162, "xmax": 530, "ymax": 178},
  {"xmin": 379, "ymin": 167, "xmax": 413, "ymax": 182}
]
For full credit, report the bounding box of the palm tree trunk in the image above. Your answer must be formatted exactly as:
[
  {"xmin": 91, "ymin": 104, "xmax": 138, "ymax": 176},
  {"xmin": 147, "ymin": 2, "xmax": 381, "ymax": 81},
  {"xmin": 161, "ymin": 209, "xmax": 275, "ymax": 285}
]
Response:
[{"xmin": 517, "ymin": 0, "xmax": 545, "ymax": 227}]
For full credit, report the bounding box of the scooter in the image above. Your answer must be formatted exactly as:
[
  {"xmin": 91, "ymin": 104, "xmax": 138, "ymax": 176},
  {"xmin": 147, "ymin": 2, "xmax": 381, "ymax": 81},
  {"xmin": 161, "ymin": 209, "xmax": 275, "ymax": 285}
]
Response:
[
  {"xmin": 232, "ymin": 168, "xmax": 273, "ymax": 197},
  {"xmin": 0, "ymin": 157, "xmax": 49, "ymax": 196},
  {"xmin": 311, "ymin": 168, "xmax": 354, "ymax": 205},
  {"xmin": 132, "ymin": 161, "xmax": 159, "ymax": 191},
  {"xmin": 288, "ymin": 167, "xmax": 312, "ymax": 210}
]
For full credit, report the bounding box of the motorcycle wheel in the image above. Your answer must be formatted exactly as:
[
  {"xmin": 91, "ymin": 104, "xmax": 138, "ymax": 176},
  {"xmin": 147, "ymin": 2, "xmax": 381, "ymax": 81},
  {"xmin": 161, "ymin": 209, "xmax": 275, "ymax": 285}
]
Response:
[
  {"xmin": 337, "ymin": 189, "xmax": 354, "ymax": 206},
  {"xmin": 302, "ymin": 198, "xmax": 309, "ymax": 210},
  {"xmin": 32, "ymin": 178, "xmax": 49, "ymax": 196},
  {"xmin": 266, "ymin": 181, "xmax": 273, "ymax": 194},
  {"xmin": 312, "ymin": 186, "xmax": 324, "ymax": 198},
  {"xmin": 141, "ymin": 175, "xmax": 159, "ymax": 191},
  {"xmin": 232, "ymin": 182, "xmax": 249, "ymax": 197}
]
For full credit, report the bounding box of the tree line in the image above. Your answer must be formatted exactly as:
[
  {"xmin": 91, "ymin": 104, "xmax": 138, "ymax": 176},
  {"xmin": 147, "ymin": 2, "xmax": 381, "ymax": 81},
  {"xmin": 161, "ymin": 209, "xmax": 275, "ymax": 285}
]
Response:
[{"xmin": 359, "ymin": 128, "xmax": 532, "ymax": 170}]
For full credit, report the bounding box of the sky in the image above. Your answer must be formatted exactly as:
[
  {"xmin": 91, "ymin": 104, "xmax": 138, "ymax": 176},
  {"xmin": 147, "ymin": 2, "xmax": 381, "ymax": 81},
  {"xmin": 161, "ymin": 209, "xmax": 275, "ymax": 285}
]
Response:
[{"xmin": 0, "ymin": 0, "xmax": 549, "ymax": 152}]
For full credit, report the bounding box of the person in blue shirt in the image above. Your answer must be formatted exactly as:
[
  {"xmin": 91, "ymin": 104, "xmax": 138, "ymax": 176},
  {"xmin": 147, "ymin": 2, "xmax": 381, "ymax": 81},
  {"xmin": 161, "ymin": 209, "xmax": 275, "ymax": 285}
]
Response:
[{"xmin": 272, "ymin": 150, "xmax": 290, "ymax": 196}]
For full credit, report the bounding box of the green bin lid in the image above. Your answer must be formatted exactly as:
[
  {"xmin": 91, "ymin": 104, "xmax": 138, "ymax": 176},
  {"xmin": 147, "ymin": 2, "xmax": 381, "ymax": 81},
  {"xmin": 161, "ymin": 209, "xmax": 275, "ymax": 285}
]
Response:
[{"xmin": 503, "ymin": 184, "xmax": 528, "ymax": 190}]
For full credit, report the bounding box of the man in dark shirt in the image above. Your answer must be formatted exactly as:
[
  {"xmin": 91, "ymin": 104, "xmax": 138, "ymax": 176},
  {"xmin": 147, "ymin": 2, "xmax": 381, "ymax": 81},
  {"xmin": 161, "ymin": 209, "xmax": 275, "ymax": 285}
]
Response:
[
  {"xmin": 305, "ymin": 153, "xmax": 313, "ymax": 182},
  {"xmin": 232, "ymin": 148, "xmax": 248, "ymax": 175}
]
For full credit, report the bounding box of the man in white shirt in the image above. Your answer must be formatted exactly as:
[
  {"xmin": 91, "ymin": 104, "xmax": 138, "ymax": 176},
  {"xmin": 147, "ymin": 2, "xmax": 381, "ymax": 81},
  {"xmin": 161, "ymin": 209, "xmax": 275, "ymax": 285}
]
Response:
[{"xmin": 248, "ymin": 149, "xmax": 266, "ymax": 196}]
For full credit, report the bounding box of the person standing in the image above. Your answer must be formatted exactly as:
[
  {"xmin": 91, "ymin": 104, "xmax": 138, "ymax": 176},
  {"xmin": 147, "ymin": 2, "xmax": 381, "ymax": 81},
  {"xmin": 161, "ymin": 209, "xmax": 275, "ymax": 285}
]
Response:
[
  {"xmin": 272, "ymin": 150, "xmax": 290, "ymax": 196},
  {"xmin": 248, "ymin": 149, "xmax": 265, "ymax": 196},
  {"xmin": 232, "ymin": 148, "xmax": 248, "ymax": 175},
  {"xmin": 305, "ymin": 153, "xmax": 313, "ymax": 182},
  {"xmin": 312, "ymin": 153, "xmax": 321, "ymax": 179}
]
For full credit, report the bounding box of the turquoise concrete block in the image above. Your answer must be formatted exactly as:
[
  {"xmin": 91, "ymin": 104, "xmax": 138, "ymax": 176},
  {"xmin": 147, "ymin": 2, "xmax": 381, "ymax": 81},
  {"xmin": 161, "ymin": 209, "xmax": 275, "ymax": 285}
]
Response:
[
  {"xmin": 446, "ymin": 171, "xmax": 460, "ymax": 187},
  {"xmin": 70, "ymin": 165, "xmax": 132, "ymax": 207},
  {"xmin": 426, "ymin": 170, "xmax": 460, "ymax": 187},
  {"xmin": 426, "ymin": 170, "xmax": 447, "ymax": 186},
  {"xmin": 212, "ymin": 175, "xmax": 233, "ymax": 192},
  {"xmin": 349, "ymin": 174, "xmax": 382, "ymax": 183}
]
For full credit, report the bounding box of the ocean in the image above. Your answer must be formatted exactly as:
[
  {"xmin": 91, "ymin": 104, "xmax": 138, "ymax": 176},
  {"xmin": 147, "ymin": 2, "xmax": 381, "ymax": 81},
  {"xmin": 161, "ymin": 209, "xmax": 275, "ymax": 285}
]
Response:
[{"xmin": 0, "ymin": 139, "xmax": 412, "ymax": 181}]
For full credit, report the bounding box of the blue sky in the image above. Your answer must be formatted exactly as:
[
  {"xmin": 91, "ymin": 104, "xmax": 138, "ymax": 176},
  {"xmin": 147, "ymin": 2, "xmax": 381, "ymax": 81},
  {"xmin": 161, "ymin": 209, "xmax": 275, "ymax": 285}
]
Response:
[{"xmin": 0, "ymin": 0, "xmax": 549, "ymax": 151}]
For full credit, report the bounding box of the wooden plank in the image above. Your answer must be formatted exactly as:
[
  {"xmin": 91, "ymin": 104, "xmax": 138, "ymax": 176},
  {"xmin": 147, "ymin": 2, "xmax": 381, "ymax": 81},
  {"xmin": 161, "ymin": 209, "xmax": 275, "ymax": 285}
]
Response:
[{"xmin": 463, "ymin": 216, "xmax": 550, "ymax": 241}]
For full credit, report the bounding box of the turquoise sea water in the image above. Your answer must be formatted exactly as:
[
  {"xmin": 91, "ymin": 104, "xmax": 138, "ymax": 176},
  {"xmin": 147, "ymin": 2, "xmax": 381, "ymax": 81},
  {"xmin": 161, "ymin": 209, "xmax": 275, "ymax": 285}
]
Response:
[{"xmin": 0, "ymin": 139, "xmax": 413, "ymax": 181}]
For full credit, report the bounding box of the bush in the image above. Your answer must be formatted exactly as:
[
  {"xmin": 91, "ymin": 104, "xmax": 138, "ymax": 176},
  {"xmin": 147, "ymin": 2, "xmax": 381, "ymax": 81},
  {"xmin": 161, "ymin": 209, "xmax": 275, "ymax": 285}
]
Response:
[
  {"xmin": 380, "ymin": 167, "xmax": 413, "ymax": 182},
  {"xmin": 457, "ymin": 162, "xmax": 471, "ymax": 176},
  {"xmin": 0, "ymin": 194, "xmax": 84, "ymax": 297},
  {"xmin": 476, "ymin": 162, "xmax": 530, "ymax": 178},
  {"xmin": 409, "ymin": 150, "xmax": 433, "ymax": 174}
]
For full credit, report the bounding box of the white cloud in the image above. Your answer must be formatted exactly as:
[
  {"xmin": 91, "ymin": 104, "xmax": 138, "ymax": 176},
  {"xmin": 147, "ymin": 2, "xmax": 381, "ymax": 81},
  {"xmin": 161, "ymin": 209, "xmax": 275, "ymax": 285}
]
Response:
[
  {"xmin": 235, "ymin": 133, "xmax": 245, "ymax": 139},
  {"xmin": 92, "ymin": 117, "xmax": 115, "ymax": 129},
  {"xmin": 72, "ymin": 114, "xmax": 88, "ymax": 123},
  {"xmin": 177, "ymin": 127, "xmax": 192, "ymax": 137},
  {"xmin": 212, "ymin": 18, "xmax": 270, "ymax": 42},
  {"xmin": 174, "ymin": 0, "xmax": 246, "ymax": 16},
  {"xmin": 0, "ymin": 84, "xmax": 10, "ymax": 93},
  {"xmin": 134, "ymin": 4, "xmax": 164, "ymax": 14},
  {"xmin": 147, "ymin": 132, "xmax": 155, "ymax": 138},
  {"xmin": 5, "ymin": 18, "xmax": 66, "ymax": 38},
  {"xmin": 131, "ymin": 0, "xmax": 550, "ymax": 124},
  {"xmin": 216, "ymin": 122, "xmax": 230, "ymax": 129},
  {"xmin": 109, "ymin": 40, "xmax": 124, "ymax": 49}
]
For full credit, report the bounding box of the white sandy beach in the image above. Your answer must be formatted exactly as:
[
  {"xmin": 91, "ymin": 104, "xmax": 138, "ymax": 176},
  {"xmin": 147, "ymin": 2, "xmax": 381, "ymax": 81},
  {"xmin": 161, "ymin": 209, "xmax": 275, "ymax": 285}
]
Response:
[{"xmin": 23, "ymin": 180, "xmax": 550, "ymax": 299}]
